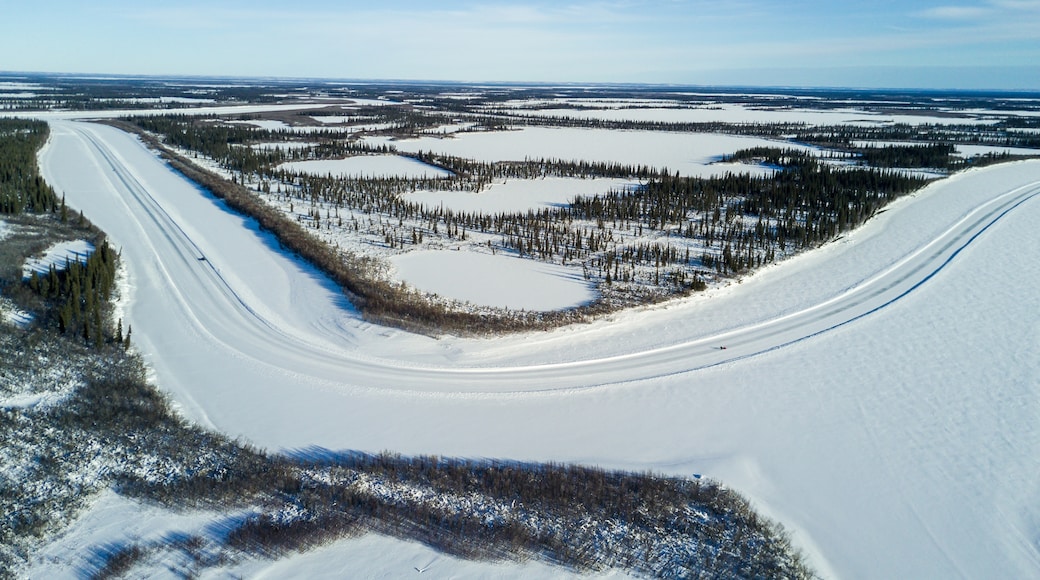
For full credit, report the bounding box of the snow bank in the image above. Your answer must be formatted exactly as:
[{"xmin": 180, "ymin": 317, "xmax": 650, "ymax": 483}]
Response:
[{"xmin": 391, "ymin": 250, "xmax": 596, "ymax": 311}]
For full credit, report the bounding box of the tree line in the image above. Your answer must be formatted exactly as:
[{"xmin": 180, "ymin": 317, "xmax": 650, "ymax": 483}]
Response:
[{"xmin": 0, "ymin": 119, "xmax": 59, "ymax": 214}]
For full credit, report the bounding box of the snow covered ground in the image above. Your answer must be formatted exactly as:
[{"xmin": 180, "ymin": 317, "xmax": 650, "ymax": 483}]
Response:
[
  {"xmin": 391, "ymin": 250, "xmax": 596, "ymax": 310},
  {"xmin": 510, "ymin": 103, "xmax": 992, "ymax": 127},
  {"xmin": 364, "ymin": 127, "xmax": 815, "ymax": 177},
  {"xmin": 30, "ymin": 491, "xmax": 625, "ymax": 580},
  {"xmin": 955, "ymin": 144, "xmax": 1040, "ymax": 157},
  {"xmin": 0, "ymin": 296, "xmax": 33, "ymax": 329},
  {"xmin": 853, "ymin": 140, "xmax": 1040, "ymax": 158},
  {"xmin": 32, "ymin": 120, "xmax": 1040, "ymax": 579},
  {"xmin": 249, "ymin": 141, "xmax": 317, "ymax": 151},
  {"xmin": 400, "ymin": 176, "xmax": 640, "ymax": 213},
  {"xmin": 21, "ymin": 239, "xmax": 94, "ymax": 279},
  {"xmin": 277, "ymin": 155, "xmax": 454, "ymax": 179},
  {"xmin": 227, "ymin": 119, "xmax": 292, "ymax": 131}
]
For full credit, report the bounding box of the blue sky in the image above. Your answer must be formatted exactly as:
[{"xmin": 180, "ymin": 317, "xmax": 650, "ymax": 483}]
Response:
[{"xmin": 2, "ymin": 0, "xmax": 1038, "ymax": 89}]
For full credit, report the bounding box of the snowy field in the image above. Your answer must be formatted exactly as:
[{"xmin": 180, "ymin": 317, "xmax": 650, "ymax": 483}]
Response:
[
  {"xmin": 400, "ymin": 176, "xmax": 640, "ymax": 213},
  {"xmin": 228, "ymin": 119, "xmax": 292, "ymax": 131},
  {"xmin": 510, "ymin": 102, "xmax": 992, "ymax": 127},
  {"xmin": 391, "ymin": 250, "xmax": 596, "ymax": 310},
  {"xmin": 956, "ymin": 144, "xmax": 1040, "ymax": 157},
  {"xmin": 30, "ymin": 119, "xmax": 1040, "ymax": 579},
  {"xmin": 249, "ymin": 141, "xmax": 317, "ymax": 151},
  {"xmin": 365, "ymin": 127, "xmax": 815, "ymax": 177},
  {"xmin": 21, "ymin": 239, "xmax": 94, "ymax": 279},
  {"xmin": 277, "ymin": 155, "xmax": 454, "ymax": 179},
  {"xmin": 30, "ymin": 491, "xmax": 619, "ymax": 580}
]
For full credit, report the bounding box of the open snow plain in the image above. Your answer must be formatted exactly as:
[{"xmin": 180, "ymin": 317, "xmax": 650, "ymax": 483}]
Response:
[{"xmin": 34, "ymin": 119, "xmax": 1040, "ymax": 578}]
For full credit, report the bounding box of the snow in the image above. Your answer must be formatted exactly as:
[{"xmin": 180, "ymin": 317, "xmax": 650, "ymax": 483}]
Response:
[
  {"xmin": 0, "ymin": 296, "xmax": 33, "ymax": 329},
  {"xmin": 850, "ymin": 140, "xmax": 1040, "ymax": 160},
  {"xmin": 33, "ymin": 120, "xmax": 1040, "ymax": 579},
  {"xmin": 0, "ymin": 391, "xmax": 62, "ymax": 410},
  {"xmin": 0, "ymin": 103, "xmax": 336, "ymax": 122},
  {"xmin": 0, "ymin": 82, "xmax": 48, "ymax": 90},
  {"xmin": 955, "ymin": 144, "xmax": 1040, "ymax": 157},
  {"xmin": 249, "ymin": 141, "xmax": 317, "ymax": 151},
  {"xmin": 234, "ymin": 533, "xmax": 624, "ymax": 579},
  {"xmin": 28, "ymin": 491, "xmax": 628, "ymax": 580},
  {"xmin": 227, "ymin": 119, "xmax": 292, "ymax": 131},
  {"xmin": 310, "ymin": 115, "xmax": 358, "ymax": 124},
  {"xmin": 341, "ymin": 98, "xmax": 401, "ymax": 108},
  {"xmin": 307, "ymin": 117, "xmax": 396, "ymax": 130},
  {"xmin": 495, "ymin": 101, "xmax": 993, "ymax": 126},
  {"xmin": 365, "ymin": 127, "xmax": 814, "ymax": 177},
  {"xmin": 0, "ymin": 219, "xmax": 9, "ymax": 241},
  {"xmin": 277, "ymin": 155, "xmax": 453, "ymax": 179},
  {"xmin": 22, "ymin": 239, "xmax": 94, "ymax": 279},
  {"xmin": 93, "ymin": 96, "xmax": 217, "ymax": 105},
  {"xmin": 391, "ymin": 250, "xmax": 596, "ymax": 311},
  {"xmin": 401, "ymin": 177, "xmax": 639, "ymax": 213},
  {"xmin": 421, "ymin": 121, "xmax": 478, "ymax": 134},
  {"xmin": 284, "ymin": 124, "xmax": 398, "ymax": 134}
]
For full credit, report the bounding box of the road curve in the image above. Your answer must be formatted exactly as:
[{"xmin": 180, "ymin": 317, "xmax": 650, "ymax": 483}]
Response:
[{"xmin": 40, "ymin": 120, "xmax": 1040, "ymax": 396}]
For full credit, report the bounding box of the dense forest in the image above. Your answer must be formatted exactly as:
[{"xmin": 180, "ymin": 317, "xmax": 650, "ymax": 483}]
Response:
[{"xmin": 0, "ymin": 120, "xmax": 59, "ymax": 213}]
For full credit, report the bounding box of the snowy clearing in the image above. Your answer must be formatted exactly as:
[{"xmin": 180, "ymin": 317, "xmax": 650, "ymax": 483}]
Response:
[
  {"xmin": 401, "ymin": 176, "xmax": 640, "ymax": 213},
  {"xmin": 364, "ymin": 127, "xmax": 815, "ymax": 177},
  {"xmin": 955, "ymin": 144, "xmax": 1040, "ymax": 157},
  {"xmin": 391, "ymin": 250, "xmax": 597, "ymax": 311},
  {"xmin": 29, "ymin": 491, "xmax": 630, "ymax": 580},
  {"xmin": 34, "ymin": 119, "xmax": 1040, "ymax": 579},
  {"xmin": 227, "ymin": 119, "xmax": 291, "ymax": 131},
  {"xmin": 22, "ymin": 239, "xmax": 94, "ymax": 279},
  {"xmin": 277, "ymin": 155, "xmax": 454, "ymax": 179},
  {"xmin": 249, "ymin": 141, "xmax": 317, "ymax": 151}
]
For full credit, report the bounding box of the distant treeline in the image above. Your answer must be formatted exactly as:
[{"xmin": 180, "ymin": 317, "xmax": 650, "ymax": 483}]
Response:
[{"xmin": 473, "ymin": 110, "xmax": 1040, "ymax": 149}]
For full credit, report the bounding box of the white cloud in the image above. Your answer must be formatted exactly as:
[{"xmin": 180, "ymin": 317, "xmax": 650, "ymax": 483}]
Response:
[{"xmin": 918, "ymin": 5, "xmax": 992, "ymax": 19}]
